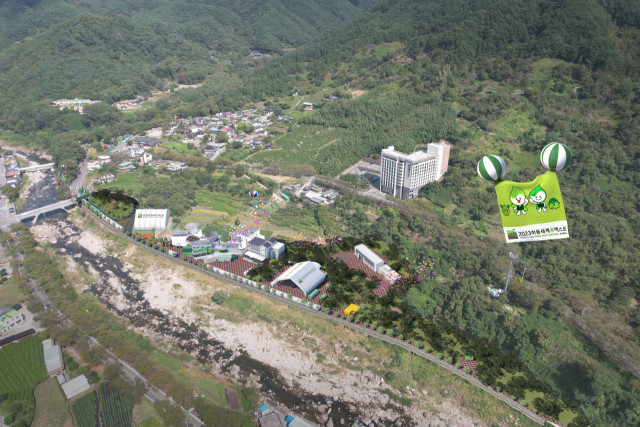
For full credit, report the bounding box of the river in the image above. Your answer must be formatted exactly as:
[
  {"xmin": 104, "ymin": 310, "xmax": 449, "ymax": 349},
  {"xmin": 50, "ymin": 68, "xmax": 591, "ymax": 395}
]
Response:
[
  {"xmin": 40, "ymin": 218, "xmax": 415, "ymax": 427},
  {"xmin": 9, "ymin": 149, "xmax": 67, "ymax": 224}
]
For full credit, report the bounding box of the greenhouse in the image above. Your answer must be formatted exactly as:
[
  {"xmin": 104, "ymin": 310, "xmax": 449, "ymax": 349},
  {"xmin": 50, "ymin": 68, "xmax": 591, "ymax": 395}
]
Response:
[{"xmin": 133, "ymin": 209, "xmax": 170, "ymax": 231}]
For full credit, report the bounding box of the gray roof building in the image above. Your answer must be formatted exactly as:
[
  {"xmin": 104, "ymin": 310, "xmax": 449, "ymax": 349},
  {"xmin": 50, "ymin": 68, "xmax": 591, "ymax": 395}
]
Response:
[
  {"xmin": 271, "ymin": 261, "xmax": 326, "ymax": 296},
  {"xmin": 43, "ymin": 341, "xmax": 63, "ymax": 374},
  {"xmin": 61, "ymin": 375, "xmax": 90, "ymax": 399},
  {"xmin": 133, "ymin": 137, "xmax": 159, "ymax": 146}
]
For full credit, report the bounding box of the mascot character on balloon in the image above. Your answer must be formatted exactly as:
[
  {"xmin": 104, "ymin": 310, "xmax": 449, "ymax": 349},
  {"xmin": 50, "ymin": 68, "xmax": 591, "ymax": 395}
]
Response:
[{"xmin": 477, "ymin": 143, "xmax": 571, "ymax": 243}]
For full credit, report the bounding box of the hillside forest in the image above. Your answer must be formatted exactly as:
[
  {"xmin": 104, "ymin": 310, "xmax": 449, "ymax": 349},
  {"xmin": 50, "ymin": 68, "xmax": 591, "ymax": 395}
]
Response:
[{"xmin": 1, "ymin": 0, "xmax": 640, "ymax": 426}]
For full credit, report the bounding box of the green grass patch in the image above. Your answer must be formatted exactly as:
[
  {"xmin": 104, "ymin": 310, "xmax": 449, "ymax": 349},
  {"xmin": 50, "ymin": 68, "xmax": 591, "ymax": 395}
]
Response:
[
  {"xmin": 0, "ymin": 276, "xmax": 26, "ymax": 307},
  {"xmin": 195, "ymin": 191, "xmax": 246, "ymax": 214},
  {"xmin": 63, "ymin": 113, "xmax": 85, "ymax": 131},
  {"xmin": 161, "ymin": 142, "xmax": 200, "ymax": 155},
  {"xmin": 152, "ymin": 353, "xmax": 183, "ymax": 373},
  {"xmin": 194, "ymin": 379, "xmax": 227, "ymax": 407},
  {"xmin": 222, "ymin": 294, "xmax": 254, "ymax": 314},
  {"xmin": 95, "ymin": 172, "xmax": 142, "ymax": 192},
  {"xmin": 32, "ymin": 377, "xmax": 71, "ymax": 427},
  {"xmin": 139, "ymin": 418, "xmax": 164, "ymax": 427}
]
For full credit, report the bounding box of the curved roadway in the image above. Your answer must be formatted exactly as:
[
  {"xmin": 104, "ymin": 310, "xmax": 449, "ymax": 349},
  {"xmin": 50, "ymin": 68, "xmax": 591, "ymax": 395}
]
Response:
[{"xmin": 82, "ymin": 206, "xmax": 552, "ymax": 426}]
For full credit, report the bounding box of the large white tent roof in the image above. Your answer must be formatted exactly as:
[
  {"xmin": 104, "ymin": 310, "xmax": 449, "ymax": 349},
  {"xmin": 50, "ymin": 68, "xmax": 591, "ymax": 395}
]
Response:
[
  {"xmin": 133, "ymin": 209, "xmax": 170, "ymax": 231},
  {"xmin": 271, "ymin": 261, "xmax": 326, "ymax": 296}
]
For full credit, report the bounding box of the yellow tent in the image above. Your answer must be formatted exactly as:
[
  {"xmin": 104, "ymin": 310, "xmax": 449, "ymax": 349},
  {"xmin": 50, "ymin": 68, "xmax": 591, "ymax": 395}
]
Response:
[{"xmin": 344, "ymin": 304, "xmax": 360, "ymax": 316}]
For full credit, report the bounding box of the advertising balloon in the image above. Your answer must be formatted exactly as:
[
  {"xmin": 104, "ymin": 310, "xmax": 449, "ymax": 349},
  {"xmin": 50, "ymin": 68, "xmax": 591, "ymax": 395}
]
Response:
[
  {"xmin": 478, "ymin": 146, "xmax": 572, "ymax": 243},
  {"xmin": 477, "ymin": 155, "xmax": 507, "ymax": 182}
]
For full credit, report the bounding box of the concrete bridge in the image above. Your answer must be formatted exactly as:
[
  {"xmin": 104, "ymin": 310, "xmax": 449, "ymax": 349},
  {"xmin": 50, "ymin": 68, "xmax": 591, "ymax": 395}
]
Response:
[
  {"xmin": 19, "ymin": 163, "xmax": 55, "ymax": 173},
  {"xmin": 16, "ymin": 200, "xmax": 77, "ymax": 223}
]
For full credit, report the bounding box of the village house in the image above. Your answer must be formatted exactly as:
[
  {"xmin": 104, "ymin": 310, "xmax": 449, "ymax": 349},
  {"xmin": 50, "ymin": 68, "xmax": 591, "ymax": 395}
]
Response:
[
  {"xmin": 148, "ymin": 159, "xmax": 170, "ymax": 167},
  {"xmin": 100, "ymin": 172, "xmax": 115, "ymax": 183},
  {"xmin": 118, "ymin": 161, "xmax": 137, "ymax": 171},
  {"xmin": 132, "ymin": 137, "xmax": 159, "ymax": 149},
  {"xmin": 97, "ymin": 155, "xmax": 111, "ymax": 165},
  {"xmin": 167, "ymin": 162, "xmax": 187, "ymax": 172},
  {"xmin": 139, "ymin": 152, "xmax": 152, "ymax": 166},
  {"xmin": 129, "ymin": 147, "xmax": 145, "ymax": 158},
  {"xmin": 0, "ymin": 307, "xmax": 24, "ymax": 335},
  {"xmin": 87, "ymin": 160, "xmax": 101, "ymax": 171}
]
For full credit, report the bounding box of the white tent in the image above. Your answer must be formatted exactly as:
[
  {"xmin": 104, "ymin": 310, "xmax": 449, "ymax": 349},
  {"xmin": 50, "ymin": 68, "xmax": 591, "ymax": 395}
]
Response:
[
  {"xmin": 133, "ymin": 209, "xmax": 170, "ymax": 231},
  {"xmin": 271, "ymin": 261, "xmax": 326, "ymax": 296}
]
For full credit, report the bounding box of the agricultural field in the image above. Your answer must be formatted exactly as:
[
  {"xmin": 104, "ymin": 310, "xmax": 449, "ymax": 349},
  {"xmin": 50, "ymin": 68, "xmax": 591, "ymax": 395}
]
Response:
[
  {"xmin": 31, "ymin": 377, "xmax": 71, "ymax": 427},
  {"xmin": 0, "ymin": 336, "xmax": 47, "ymax": 411},
  {"xmin": 94, "ymin": 172, "xmax": 143, "ymax": 194},
  {"xmin": 98, "ymin": 382, "xmax": 133, "ymax": 427},
  {"xmin": 72, "ymin": 391, "xmax": 99, "ymax": 427},
  {"xmin": 248, "ymin": 125, "xmax": 346, "ymax": 172},
  {"xmin": 194, "ymin": 191, "xmax": 245, "ymax": 214}
]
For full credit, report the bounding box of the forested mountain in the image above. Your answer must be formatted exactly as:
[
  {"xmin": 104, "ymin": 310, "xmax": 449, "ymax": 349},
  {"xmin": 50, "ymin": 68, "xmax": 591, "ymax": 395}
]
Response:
[
  {"xmin": 0, "ymin": 0, "xmax": 366, "ymax": 52},
  {"xmin": 0, "ymin": 14, "xmax": 215, "ymax": 128},
  {"xmin": 213, "ymin": 0, "xmax": 640, "ymax": 102}
]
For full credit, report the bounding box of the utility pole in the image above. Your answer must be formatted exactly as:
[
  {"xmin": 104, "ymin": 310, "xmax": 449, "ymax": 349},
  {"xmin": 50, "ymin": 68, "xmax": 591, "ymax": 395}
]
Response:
[
  {"xmin": 521, "ymin": 266, "xmax": 527, "ymax": 280},
  {"xmin": 581, "ymin": 307, "xmax": 587, "ymax": 317},
  {"xmin": 505, "ymin": 252, "xmax": 517, "ymax": 292}
]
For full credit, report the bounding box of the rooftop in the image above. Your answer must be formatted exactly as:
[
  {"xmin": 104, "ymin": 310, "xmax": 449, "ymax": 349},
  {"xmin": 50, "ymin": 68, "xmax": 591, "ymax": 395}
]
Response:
[
  {"xmin": 382, "ymin": 145, "xmax": 435, "ymax": 163},
  {"xmin": 271, "ymin": 261, "xmax": 326, "ymax": 296},
  {"xmin": 354, "ymin": 244, "xmax": 385, "ymax": 266}
]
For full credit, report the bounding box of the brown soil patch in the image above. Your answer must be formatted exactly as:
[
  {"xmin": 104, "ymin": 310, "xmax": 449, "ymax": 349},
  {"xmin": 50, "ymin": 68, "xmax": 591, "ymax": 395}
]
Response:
[
  {"xmin": 224, "ymin": 388, "xmax": 241, "ymax": 411},
  {"xmin": 351, "ymin": 90, "xmax": 367, "ymax": 98},
  {"xmin": 392, "ymin": 54, "xmax": 413, "ymax": 65}
]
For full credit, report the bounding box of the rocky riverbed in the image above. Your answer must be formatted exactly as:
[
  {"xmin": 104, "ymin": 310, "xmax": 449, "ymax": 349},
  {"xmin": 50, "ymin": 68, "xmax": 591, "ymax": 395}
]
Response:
[{"xmin": 32, "ymin": 218, "xmax": 505, "ymax": 427}]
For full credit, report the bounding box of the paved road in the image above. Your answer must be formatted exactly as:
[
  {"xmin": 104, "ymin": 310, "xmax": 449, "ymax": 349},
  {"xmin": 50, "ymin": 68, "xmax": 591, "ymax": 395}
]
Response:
[
  {"xmin": 84, "ymin": 206, "xmax": 550, "ymax": 426},
  {"xmin": 16, "ymin": 200, "xmax": 76, "ymax": 221},
  {"xmin": 71, "ymin": 153, "xmax": 89, "ymax": 192},
  {"xmin": 294, "ymin": 177, "xmax": 315, "ymax": 196},
  {"xmin": 0, "ymin": 196, "xmax": 12, "ymax": 228},
  {"xmin": 0, "ymin": 155, "xmax": 5, "ymax": 186}
]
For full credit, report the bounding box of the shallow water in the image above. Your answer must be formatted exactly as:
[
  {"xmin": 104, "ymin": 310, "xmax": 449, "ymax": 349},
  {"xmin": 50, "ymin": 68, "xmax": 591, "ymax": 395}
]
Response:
[{"xmin": 44, "ymin": 219, "xmax": 412, "ymax": 426}]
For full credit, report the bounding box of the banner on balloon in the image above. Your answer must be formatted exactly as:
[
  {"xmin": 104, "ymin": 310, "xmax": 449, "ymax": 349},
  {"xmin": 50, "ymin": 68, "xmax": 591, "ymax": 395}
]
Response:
[
  {"xmin": 495, "ymin": 172, "xmax": 568, "ymax": 243},
  {"xmin": 478, "ymin": 142, "xmax": 571, "ymax": 243}
]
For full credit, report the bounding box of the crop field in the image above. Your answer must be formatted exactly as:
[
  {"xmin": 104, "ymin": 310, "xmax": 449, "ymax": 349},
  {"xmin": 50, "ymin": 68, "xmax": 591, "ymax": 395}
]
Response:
[
  {"xmin": 248, "ymin": 125, "xmax": 345, "ymax": 171},
  {"xmin": 72, "ymin": 391, "xmax": 99, "ymax": 427},
  {"xmin": 95, "ymin": 172, "xmax": 143, "ymax": 194},
  {"xmin": 98, "ymin": 382, "xmax": 133, "ymax": 427},
  {"xmin": 0, "ymin": 336, "xmax": 46, "ymax": 408},
  {"xmin": 195, "ymin": 191, "xmax": 245, "ymax": 214}
]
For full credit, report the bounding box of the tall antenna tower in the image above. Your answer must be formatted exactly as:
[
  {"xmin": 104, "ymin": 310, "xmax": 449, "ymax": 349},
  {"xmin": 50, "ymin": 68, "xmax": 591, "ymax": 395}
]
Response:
[{"xmin": 488, "ymin": 252, "xmax": 518, "ymax": 298}]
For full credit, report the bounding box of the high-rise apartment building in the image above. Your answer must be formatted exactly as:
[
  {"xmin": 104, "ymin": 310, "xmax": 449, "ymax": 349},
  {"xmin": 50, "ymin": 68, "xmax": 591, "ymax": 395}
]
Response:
[{"xmin": 380, "ymin": 141, "xmax": 450, "ymax": 199}]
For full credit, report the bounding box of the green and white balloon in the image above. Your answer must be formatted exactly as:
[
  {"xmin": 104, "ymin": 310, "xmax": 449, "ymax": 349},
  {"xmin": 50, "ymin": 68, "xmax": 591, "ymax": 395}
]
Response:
[
  {"xmin": 477, "ymin": 155, "xmax": 507, "ymax": 182},
  {"xmin": 540, "ymin": 142, "xmax": 571, "ymax": 172}
]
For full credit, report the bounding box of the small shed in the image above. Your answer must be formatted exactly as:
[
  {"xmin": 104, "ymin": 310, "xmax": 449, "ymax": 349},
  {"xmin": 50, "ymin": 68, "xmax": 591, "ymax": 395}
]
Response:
[
  {"xmin": 43, "ymin": 341, "xmax": 63, "ymax": 375},
  {"xmin": 258, "ymin": 404, "xmax": 270, "ymax": 415},
  {"xmin": 287, "ymin": 418, "xmax": 313, "ymax": 427},
  {"xmin": 61, "ymin": 375, "xmax": 90, "ymax": 399},
  {"xmin": 344, "ymin": 304, "xmax": 360, "ymax": 316},
  {"xmin": 259, "ymin": 413, "xmax": 284, "ymax": 427}
]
